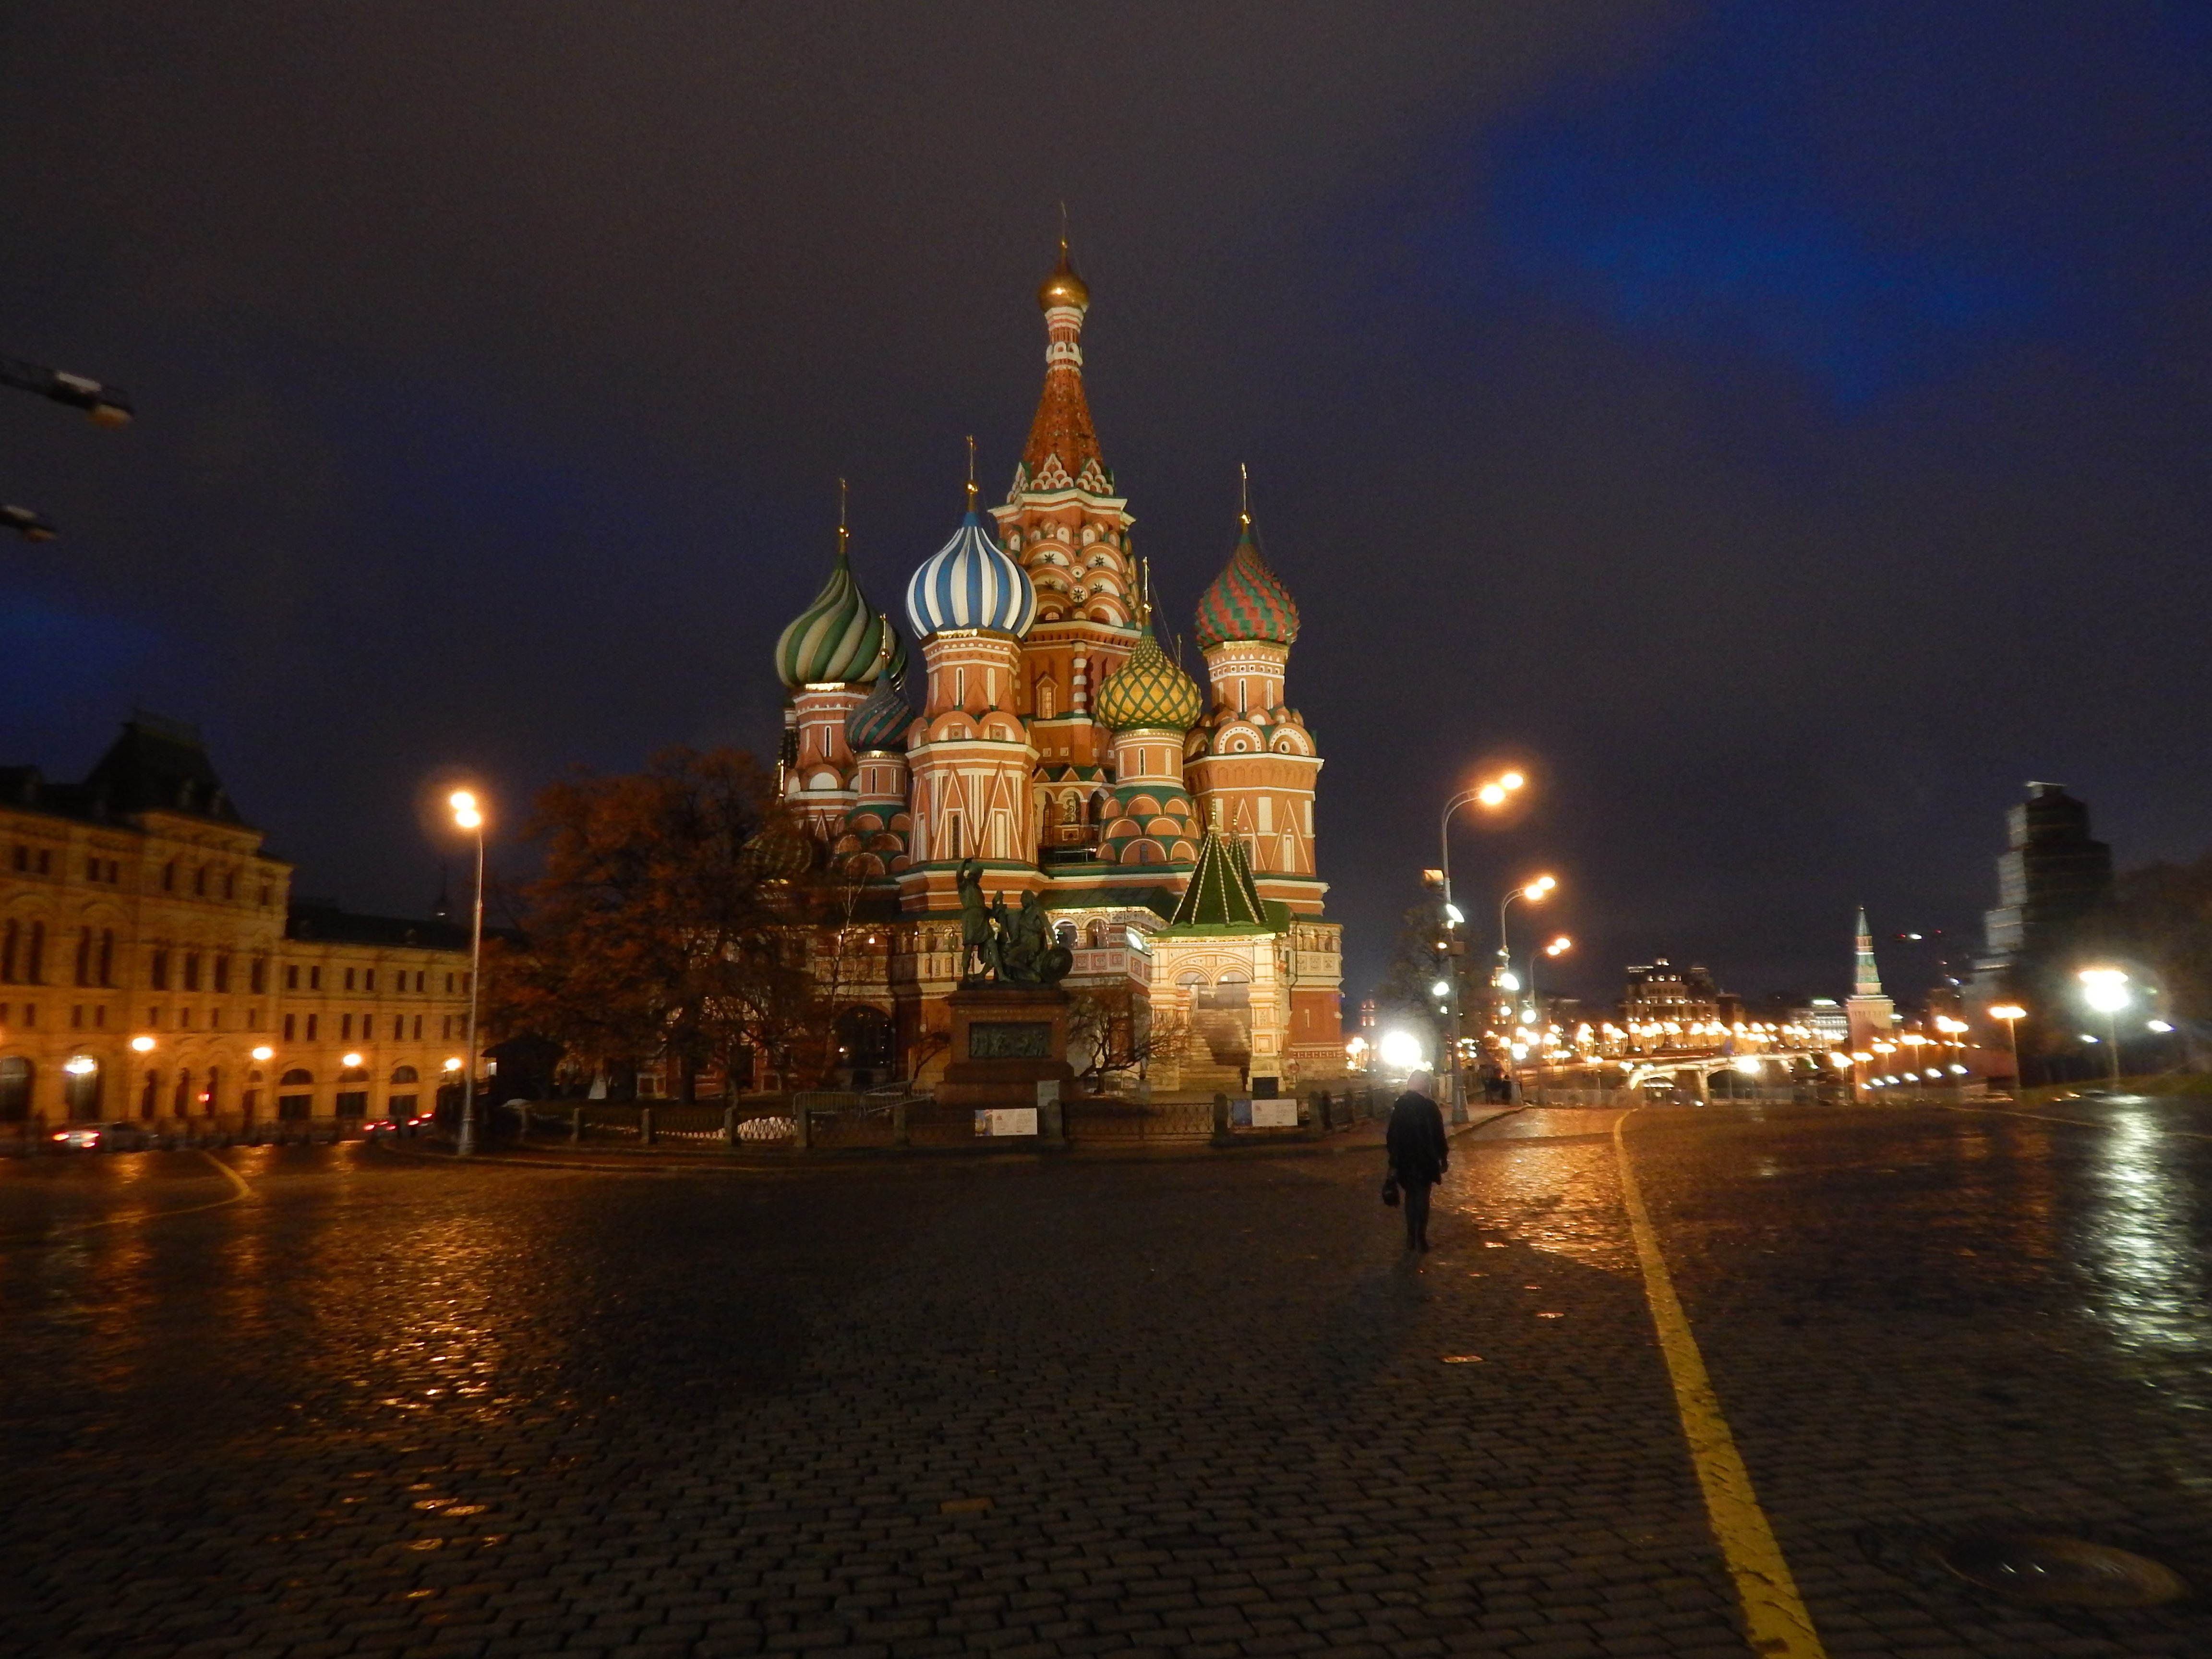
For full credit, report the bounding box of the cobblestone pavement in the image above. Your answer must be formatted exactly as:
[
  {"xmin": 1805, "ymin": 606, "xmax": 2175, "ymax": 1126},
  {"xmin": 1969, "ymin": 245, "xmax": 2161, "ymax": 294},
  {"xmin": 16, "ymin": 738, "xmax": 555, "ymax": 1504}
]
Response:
[{"xmin": 1, "ymin": 1101, "xmax": 2209, "ymax": 1657}]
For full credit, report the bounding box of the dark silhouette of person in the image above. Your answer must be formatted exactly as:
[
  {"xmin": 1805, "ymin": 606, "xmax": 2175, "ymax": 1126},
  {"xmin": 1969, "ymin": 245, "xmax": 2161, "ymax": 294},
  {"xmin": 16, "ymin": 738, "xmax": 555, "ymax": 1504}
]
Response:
[{"xmin": 1385, "ymin": 1069, "xmax": 1450, "ymax": 1251}]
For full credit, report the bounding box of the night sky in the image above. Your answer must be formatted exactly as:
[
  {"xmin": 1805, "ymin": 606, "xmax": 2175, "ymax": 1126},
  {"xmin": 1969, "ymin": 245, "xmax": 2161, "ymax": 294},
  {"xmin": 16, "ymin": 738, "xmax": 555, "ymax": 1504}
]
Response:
[{"xmin": 4, "ymin": 2, "xmax": 2210, "ymax": 1010}]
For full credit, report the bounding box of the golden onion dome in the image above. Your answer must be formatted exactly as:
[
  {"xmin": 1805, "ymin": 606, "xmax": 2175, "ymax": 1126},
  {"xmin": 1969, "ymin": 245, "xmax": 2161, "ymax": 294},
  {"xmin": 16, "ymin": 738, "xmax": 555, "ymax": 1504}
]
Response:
[
  {"xmin": 1095, "ymin": 619, "xmax": 1203, "ymax": 733},
  {"xmin": 1038, "ymin": 247, "xmax": 1090, "ymax": 311}
]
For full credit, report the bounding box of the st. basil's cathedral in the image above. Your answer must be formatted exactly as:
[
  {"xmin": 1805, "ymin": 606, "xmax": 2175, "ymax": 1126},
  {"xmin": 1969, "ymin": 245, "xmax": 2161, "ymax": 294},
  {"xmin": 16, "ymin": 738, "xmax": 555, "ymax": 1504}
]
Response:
[{"xmin": 771, "ymin": 249, "xmax": 1344, "ymax": 1094}]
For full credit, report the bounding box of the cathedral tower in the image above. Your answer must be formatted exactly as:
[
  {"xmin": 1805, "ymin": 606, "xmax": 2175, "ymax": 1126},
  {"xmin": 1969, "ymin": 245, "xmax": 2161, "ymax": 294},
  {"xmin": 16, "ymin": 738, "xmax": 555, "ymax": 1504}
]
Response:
[
  {"xmin": 899, "ymin": 473, "xmax": 1040, "ymax": 911},
  {"xmin": 1091, "ymin": 573, "xmax": 1203, "ymax": 873},
  {"xmin": 1185, "ymin": 489, "xmax": 1324, "ymax": 914},
  {"xmin": 773, "ymin": 504, "xmax": 904, "ymax": 840},
  {"xmin": 989, "ymin": 244, "xmax": 1140, "ymax": 849}
]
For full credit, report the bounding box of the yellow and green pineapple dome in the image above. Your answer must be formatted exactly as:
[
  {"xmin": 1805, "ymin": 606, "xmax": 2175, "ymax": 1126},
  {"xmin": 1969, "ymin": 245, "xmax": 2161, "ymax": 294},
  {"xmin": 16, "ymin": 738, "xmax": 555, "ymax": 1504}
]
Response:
[{"xmin": 1094, "ymin": 619, "xmax": 1203, "ymax": 732}]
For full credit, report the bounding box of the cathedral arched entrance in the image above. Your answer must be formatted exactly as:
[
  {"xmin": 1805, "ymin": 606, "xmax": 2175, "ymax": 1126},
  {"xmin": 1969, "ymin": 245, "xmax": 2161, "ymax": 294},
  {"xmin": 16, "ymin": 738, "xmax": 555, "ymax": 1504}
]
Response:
[{"xmin": 1187, "ymin": 971, "xmax": 1252, "ymax": 1088}]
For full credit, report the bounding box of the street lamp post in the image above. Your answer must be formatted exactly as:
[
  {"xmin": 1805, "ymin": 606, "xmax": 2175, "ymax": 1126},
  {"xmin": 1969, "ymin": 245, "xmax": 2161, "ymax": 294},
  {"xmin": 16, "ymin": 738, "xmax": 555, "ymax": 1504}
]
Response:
[
  {"xmin": 2078, "ymin": 969, "xmax": 2130, "ymax": 1092},
  {"xmin": 2, "ymin": 351, "xmax": 132, "ymax": 543},
  {"xmin": 451, "ymin": 790, "xmax": 487, "ymax": 1155},
  {"xmin": 1494, "ymin": 875, "xmax": 1556, "ymax": 1103},
  {"xmin": 1987, "ymin": 1004, "xmax": 2027, "ymax": 1096},
  {"xmin": 1435, "ymin": 770, "xmax": 1523, "ymax": 1120},
  {"xmin": 1528, "ymin": 936, "xmax": 1571, "ymax": 1104}
]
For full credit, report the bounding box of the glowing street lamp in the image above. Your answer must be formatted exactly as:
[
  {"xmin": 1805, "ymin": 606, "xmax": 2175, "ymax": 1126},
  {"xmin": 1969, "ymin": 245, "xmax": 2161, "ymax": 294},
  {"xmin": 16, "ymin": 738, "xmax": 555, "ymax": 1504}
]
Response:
[
  {"xmin": 1986, "ymin": 1004, "xmax": 2026, "ymax": 1094},
  {"xmin": 129, "ymin": 1034, "xmax": 155, "ymax": 1054},
  {"xmin": 450, "ymin": 789, "xmax": 489, "ymax": 1154},
  {"xmin": 2077, "ymin": 969, "xmax": 2130, "ymax": 1089},
  {"xmin": 1434, "ymin": 768, "xmax": 1528, "ymax": 1118},
  {"xmin": 251, "ymin": 1045, "xmax": 274, "ymax": 1062}
]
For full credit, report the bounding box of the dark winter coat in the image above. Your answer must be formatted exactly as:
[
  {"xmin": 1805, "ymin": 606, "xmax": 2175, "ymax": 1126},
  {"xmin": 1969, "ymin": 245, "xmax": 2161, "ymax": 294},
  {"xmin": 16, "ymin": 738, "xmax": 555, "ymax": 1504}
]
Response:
[{"xmin": 1385, "ymin": 1091, "xmax": 1449, "ymax": 1187}]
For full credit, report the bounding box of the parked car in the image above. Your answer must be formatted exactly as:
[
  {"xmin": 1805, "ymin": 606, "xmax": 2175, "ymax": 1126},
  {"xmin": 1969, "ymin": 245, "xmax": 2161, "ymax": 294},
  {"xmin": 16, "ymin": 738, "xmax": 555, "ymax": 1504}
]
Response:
[{"xmin": 49, "ymin": 1121, "xmax": 149, "ymax": 1152}]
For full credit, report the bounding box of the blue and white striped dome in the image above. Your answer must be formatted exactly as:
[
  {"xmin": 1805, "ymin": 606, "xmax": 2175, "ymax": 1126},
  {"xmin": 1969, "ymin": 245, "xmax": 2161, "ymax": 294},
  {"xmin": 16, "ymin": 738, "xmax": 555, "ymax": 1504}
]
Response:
[{"xmin": 904, "ymin": 511, "xmax": 1036, "ymax": 639}]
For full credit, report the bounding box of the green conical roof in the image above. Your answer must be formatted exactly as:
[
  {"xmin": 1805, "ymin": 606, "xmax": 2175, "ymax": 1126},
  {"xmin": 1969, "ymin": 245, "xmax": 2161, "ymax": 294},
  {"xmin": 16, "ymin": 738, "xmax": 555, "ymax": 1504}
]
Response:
[
  {"xmin": 1166, "ymin": 830, "xmax": 1267, "ymax": 928},
  {"xmin": 1094, "ymin": 617, "xmax": 1203, "ymax": 732}
]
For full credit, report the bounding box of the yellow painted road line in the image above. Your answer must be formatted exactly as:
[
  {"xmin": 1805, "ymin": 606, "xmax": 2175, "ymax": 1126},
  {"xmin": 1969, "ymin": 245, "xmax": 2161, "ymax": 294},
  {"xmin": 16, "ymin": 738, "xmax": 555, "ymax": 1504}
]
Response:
[{"xmin": 1613, "ymin": 1109, "xmax": 1827, "ymax": 1659}]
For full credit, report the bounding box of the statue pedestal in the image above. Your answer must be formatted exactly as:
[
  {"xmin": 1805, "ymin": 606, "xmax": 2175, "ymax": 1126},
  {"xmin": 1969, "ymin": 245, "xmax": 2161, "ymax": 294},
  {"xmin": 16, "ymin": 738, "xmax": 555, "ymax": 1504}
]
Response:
[{"xmin": 938, "ymin": 986, "xmax": 1074, "ymax": 1136}]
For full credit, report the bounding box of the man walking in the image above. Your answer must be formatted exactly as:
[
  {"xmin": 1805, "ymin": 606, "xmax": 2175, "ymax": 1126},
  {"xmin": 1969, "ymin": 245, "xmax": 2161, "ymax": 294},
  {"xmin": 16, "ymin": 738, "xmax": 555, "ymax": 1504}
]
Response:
[{"xmin": 1386, "ymin": 1069, "xmax": 1450, "ymax": 1251}]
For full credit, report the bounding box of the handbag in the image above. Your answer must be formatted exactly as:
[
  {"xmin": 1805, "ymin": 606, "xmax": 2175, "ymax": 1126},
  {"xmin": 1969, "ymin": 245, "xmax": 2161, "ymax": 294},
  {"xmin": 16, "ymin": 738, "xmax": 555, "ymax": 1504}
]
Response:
[{"xmin": 1381, "ymin": 1171, "xmax": 1401, "ymax": 1207}]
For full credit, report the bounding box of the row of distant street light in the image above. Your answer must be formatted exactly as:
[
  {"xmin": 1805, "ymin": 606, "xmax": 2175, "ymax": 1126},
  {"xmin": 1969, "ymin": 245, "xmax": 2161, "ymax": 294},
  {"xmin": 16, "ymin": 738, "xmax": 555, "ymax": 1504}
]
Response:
[{"xmin": 1389, "ymin": 767, "xmax": 2176, "ymax": 1106}]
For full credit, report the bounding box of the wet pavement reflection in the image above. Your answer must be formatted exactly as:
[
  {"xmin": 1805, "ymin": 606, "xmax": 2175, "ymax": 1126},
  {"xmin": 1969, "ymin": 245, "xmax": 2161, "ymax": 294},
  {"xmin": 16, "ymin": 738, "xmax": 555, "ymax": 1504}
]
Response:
[{"xmin": 1, "ymin": 1107, "xmax": 2209, "ymax": 1656}]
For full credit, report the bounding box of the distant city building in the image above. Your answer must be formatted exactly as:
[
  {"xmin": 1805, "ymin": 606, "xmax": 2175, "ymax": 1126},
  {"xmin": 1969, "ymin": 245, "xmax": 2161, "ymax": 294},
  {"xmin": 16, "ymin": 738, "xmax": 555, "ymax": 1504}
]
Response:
[
  {"xmin": 1961, "ymin": 781, "xmax": 2118, "ymax": 1079},
  {"xmin": 1980, "ymin": 782, "xmax": 2113, "ymax": 963},
  {"xmin": 1795, "ymin": 997, "xmax": 1849, "ymax": 1046},
  {"xmin": 0, "ymin": 717, "xmax": 471, "ymax": 1131},
  {"xmin": 1623, "ymin": 958, "xmax": 1720, "ymax": 1044}
]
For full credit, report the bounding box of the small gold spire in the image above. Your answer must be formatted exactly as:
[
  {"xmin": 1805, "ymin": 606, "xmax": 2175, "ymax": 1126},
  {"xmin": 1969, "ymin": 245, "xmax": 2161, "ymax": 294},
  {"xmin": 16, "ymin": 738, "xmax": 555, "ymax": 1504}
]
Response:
[
  {"xmin": 836, "ymin": 476, "xmax": 849, "ymax": 561},
  {"xmin": 964, "ymin": 435, "xmax": 977, "ymax": 511},
  {"xmin": 1238, "ymin": 462, "xmax": 1251, "ymax": 529},
  {"xmin": 1138, "ymin": 556, "xmax": 1152, "ymax": 627}
]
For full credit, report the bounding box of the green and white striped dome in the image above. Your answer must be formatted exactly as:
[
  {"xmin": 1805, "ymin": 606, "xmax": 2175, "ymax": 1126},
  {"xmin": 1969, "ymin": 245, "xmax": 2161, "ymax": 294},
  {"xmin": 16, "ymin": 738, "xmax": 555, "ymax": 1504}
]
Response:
[{"xmin": 775, "ymin": 537, "xmax": 906, "ymax": 689}]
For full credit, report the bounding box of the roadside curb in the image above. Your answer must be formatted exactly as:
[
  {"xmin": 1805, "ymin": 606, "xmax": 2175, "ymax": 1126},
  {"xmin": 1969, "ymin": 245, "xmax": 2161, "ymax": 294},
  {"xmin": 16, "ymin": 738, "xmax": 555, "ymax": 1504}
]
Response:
[{"xmin": 367, "ymin": 1105, "xmax": 1527, "ymax": 1175}]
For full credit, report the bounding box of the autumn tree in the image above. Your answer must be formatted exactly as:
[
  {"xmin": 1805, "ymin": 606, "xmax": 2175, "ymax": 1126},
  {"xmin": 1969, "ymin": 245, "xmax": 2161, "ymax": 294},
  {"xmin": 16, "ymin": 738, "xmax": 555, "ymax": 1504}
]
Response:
[
  {"xmin": 1066, "ymin": 985, "xmax": 1190, "ymax": 1094},
  {"xmin": 489, "ymin": 746, "xmax": 823, "ymax": 1098}
]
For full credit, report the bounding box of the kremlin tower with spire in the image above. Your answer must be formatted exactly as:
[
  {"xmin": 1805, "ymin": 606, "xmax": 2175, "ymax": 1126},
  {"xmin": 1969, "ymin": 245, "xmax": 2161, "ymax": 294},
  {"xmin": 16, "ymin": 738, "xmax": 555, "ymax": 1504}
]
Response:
[{"xmin": 772, "ymin": 245, "xmax": 1344, "ymax": 1092}]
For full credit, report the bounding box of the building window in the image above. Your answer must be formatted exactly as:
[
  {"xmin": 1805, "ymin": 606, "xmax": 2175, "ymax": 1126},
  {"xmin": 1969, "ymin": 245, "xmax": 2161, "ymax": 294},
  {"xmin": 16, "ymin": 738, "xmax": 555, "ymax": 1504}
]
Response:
[
  {"xmin": 150, "ymin": 949, "xmax": 169, "ymax": 991},
  {"xmin": 162, "ymin": 861, "xmax": 176, "ymax": 891},
  {"xmin": 21, "ymin": 1004, "xmax": 33, "ymax": 1028},
  {"xmin": 344, "ymin": 967, "xmax": 355, "ymax": 991},
  {"xmin": 183, "ymin": 952, "xmax": 201, "ymax": 992},
  {"xmin": 393, "ymin": 1013, "xmax": 405, "ymax": 1040},
  {"xmin": 98, "ymin": 929, "xmax": 113, "ymax": 987},
  {"xmin": 36, "ymin": 850, "xmax": 49, "ymax": 876},
  {"xmin": 0, "ymin": 1057, "xmax": 31, "ymax": 1122},
  {"xmin": 415, "ymin": 971, "xmax": 425, "ymax": 992},
  {"xmin": 1, "ymin": 920, "xmax": 15, "ymax": 983},
  {"xmin": 284, "ymin": 964, "xmax": 298, "ymax": 991},
  {"xmin": 213, "ymin": 955, "xmax": 230, "ymax": 993},
  {"xmin": 192, "ymin": 866, "xmax": 206, "ymax": 896},
  {"xmin": 223, "ymin": 871, "xmax": 236, "ymax": 900},
  {"xmin": 364, "ymin": 969, "xmax": 375, "ymax": 992},
  {"xmin": 340, "ymin": 1013, "xmax": 351, "ymax": 1040},
  {"xmin": 259, "ymin": 884, "xmax": 272, "ymax": 906},
  {"xmin": 74, "ymin": 927, "xmax": 91, "ymax": 987},
  {"xmin": 250, "ymin": 959, "xmax": 266, "ymax": 995},
  {"xmin": 306, "ymin": 1013, "xmax": 318, "ymax": 1041},
  {"xmin": 309, "ymin": 967, "xmax": 321, "ymax": 991},
  {"xmin": 446, "ymin": 973, "xmax": 456, "ymax": 993},
  {"xmin": 26, "ymin": 922, "xmax": 44, "ymax": 985},
  {"xmin": 283, "ymin": 1013, "xmax": 296, "ymax": 1041},
  {"xmin": 413, "ymin": 1014, "xmax": 422, "ymax": 1040}
]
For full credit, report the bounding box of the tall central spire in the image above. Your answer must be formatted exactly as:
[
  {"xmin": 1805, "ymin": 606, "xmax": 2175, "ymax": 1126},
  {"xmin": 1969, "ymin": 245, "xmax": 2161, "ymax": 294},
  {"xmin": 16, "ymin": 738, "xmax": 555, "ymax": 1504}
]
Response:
[
  {"xmin": 1017, "ymin": 238, "xmax": 1106, "ymax": 494},
  {"xmin": 1853, "ymin": 906, "xmax": 1885, "ymax": 997}
]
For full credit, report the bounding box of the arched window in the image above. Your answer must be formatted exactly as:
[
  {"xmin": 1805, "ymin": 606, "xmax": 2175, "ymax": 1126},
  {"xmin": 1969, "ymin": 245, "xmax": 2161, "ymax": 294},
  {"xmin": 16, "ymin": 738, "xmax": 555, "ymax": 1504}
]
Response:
[
  {"xmin": 1036, "ymin": 680, "xmax": 1057, "ymax": 720},
  {"xmin": 279, "ymin": 1068, "xmax": 313, "ymax": 1086},
  {"xmin": 1056, "ymin": 921, "xmax": 1078, "ymax": 949},
  {"xmin": 173, "ymin": 1069, "xmax": 192, "ymax": 1115},
  {"xmin": 0, "ymin": 919, "xmax": 15, "ymax": 983},
  {"xmin": 1086, "ymin": 920, "xmax": 1108, "ymax": 949},
  {"xmin": 338, "ymin": 1065, "xmax": 370, "ymax": 1083},
  {"xmin": 390, "ymin": 1064, "xmax": 419, "ymax": 1084}
]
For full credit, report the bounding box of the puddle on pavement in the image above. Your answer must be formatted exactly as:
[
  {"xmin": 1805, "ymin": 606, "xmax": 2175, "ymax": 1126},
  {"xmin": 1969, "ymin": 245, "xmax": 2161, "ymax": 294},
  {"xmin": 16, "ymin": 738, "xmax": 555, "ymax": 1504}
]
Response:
[{"xmin": 1937, "ymin": 1532, "xmax": 2188, "ymax": 1608}]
